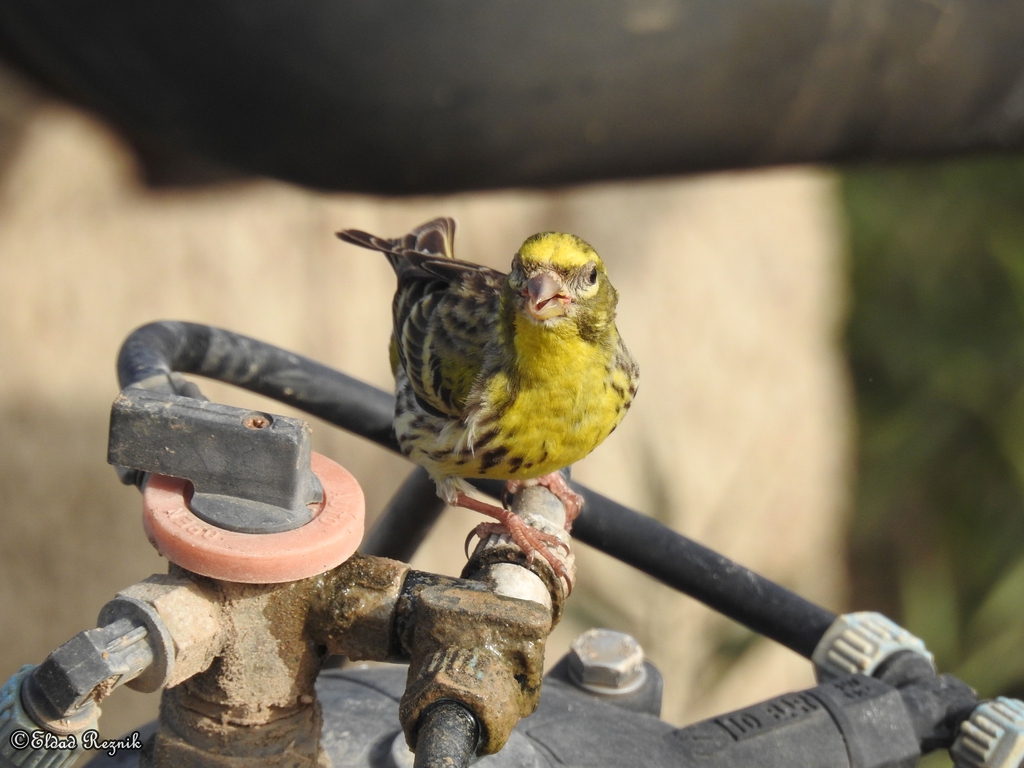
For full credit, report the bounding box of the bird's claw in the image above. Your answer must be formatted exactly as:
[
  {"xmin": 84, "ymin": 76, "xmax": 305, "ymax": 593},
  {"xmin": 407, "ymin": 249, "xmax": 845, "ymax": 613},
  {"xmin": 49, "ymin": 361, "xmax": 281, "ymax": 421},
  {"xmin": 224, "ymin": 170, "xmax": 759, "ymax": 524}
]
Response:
[
  {"xmin": 477, "ymin": 519, "xmax": 573, "ymax": 593},
  {"xmin": 504, "ymin": 473, "xmax": 585, "ymax": 530},
  {"xmin": 455, "ymin": 491, "xmax": 574, "ymax": 593}
]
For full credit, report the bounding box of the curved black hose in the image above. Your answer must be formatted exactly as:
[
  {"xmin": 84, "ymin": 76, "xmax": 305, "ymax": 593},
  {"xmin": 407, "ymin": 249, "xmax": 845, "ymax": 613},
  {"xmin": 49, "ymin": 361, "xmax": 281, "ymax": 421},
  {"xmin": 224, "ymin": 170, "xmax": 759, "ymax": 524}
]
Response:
[
  {"xmin": 117, "ymin": 320, "xmax": 398, "ymax": 450},
  {"xmin": 116, "ymin": 320, "xmax": 836, "ymax": 658}
]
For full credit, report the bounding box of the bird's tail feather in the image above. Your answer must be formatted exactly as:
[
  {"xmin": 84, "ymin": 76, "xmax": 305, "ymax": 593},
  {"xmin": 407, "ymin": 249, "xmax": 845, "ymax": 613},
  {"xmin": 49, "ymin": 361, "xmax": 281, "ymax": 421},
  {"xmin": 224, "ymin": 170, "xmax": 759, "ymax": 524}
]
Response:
[
  {"xmin": 336, "ymin": 217, "xmax": 457, "ymax": 275},
  {"xmin": 407, "ymin": 217, "xmax": 456, "ymax": 259}
]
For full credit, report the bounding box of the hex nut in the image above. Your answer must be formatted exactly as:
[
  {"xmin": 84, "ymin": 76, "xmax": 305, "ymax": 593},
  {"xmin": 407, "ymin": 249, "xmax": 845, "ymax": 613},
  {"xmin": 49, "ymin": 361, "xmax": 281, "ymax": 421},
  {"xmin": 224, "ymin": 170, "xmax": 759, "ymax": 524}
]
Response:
[
  {"xmin": 99, "ymin": 574, "xmax": 222, "ymax": 690},
  {"xmin": 567, "ymin": 628, "xmax": 646, "ymax": 692}
]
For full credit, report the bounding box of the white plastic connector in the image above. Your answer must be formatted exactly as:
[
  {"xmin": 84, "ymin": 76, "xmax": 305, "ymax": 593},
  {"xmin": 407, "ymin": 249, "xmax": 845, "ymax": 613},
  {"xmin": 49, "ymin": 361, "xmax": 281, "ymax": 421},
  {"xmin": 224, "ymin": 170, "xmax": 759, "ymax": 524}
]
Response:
[
  {"xmin": 950, "ymin": 697, "xmax": 1024, "ymax": 768},
  {"xmin": 812, "ymin": 611, "xmax": 935, "ymax": 681}
]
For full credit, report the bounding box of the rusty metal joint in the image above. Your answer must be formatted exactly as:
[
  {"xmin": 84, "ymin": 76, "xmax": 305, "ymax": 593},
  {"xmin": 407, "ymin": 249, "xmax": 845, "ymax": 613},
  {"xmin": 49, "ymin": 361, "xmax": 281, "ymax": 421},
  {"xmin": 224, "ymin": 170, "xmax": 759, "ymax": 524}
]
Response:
[{"xmin": 397, "ymin": 581, "xmax": 552, "ymax": 756}]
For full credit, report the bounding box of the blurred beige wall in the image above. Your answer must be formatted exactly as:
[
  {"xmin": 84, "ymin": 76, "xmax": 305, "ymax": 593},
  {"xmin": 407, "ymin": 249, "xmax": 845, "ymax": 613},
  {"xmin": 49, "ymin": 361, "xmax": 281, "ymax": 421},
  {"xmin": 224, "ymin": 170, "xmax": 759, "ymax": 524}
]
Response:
[{"xmin": 0, "ymin": 69, "xmax": 850, "ymax": 745}]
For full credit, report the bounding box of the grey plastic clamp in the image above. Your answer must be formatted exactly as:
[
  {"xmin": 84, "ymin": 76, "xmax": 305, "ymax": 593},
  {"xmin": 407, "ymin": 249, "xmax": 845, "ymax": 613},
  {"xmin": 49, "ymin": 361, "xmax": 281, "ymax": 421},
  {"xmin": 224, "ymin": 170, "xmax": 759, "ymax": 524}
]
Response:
[
  {"xmin": 812, "ymin": 611, "xmax": 935, "ymax": 682},
  {"xmin": 0, "ymin": 665, "xmax": 97, "ymax": 768},
  {"xmin": 950, "ymin": 697, "xmax": 1024, "ymax": 768}
]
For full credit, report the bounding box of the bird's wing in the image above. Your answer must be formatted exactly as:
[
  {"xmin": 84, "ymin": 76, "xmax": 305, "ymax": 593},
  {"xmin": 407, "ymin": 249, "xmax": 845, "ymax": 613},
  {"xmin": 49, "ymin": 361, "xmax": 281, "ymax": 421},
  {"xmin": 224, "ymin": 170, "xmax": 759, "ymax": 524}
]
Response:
[
  {"xmin": 338, "ymin": 216, "xmax": 455, "ymax": 267},
  {"xmin": 337, "ymin": 218, "xmax": 505, "ymax": 416}
]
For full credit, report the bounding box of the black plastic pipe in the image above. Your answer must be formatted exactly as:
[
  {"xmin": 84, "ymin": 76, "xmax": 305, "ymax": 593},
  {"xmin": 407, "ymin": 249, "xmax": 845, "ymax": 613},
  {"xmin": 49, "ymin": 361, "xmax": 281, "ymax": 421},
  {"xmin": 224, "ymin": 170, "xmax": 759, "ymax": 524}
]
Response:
[
  {"xmin": 360, "ymin": 466, "xmax": 447, "ymax": 561},
  {"xmin": 3, "ymin": 1, "xmax": 1024, "ymax": 192},
  {"xmin": 413, "ymin": 700, "xmax": 478, "ymax": 768},
  {"xmin": 570, "ymin": 487, "xmax": 836, "ymax": 658},
  {"xmin": 116, "ymin": 320, "xmax": 398, "ymax": 450},
  {"xmin": 116, "ymin": 321, "xmax": 836, "ymax": 658}
]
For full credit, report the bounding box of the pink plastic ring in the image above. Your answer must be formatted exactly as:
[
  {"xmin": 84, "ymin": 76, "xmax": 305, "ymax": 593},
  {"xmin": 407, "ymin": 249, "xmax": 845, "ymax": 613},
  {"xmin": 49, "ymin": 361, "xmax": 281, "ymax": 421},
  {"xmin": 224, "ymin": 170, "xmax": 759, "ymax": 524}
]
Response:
[{"xmin": 142, "ymin": 452, "xmax": 364, "ymax": 583}]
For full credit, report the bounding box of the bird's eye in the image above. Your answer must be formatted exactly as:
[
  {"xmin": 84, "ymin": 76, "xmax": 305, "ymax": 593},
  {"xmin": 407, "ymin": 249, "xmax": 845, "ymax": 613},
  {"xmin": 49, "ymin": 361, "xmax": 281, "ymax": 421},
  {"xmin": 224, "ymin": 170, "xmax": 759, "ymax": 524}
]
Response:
[{"xmin": 586, "ymin": 265, "xmax": 598, "ymax": 285}]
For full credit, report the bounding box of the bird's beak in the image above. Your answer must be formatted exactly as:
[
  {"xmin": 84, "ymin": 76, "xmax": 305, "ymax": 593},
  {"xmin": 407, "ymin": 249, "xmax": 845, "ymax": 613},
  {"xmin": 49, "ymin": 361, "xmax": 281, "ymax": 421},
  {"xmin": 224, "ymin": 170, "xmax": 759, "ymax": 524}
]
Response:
[{"xmin": 523, "ymin": 272, "xmax": 570, "ymax": 320}]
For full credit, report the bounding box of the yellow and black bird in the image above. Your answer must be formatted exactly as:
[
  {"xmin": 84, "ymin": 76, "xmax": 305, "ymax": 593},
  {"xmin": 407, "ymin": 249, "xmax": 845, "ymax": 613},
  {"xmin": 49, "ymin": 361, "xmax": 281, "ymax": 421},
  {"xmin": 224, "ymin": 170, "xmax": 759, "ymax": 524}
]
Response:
[{"xmin": 337, "ymin": 218, "xmax": 638, "ymax": 582}]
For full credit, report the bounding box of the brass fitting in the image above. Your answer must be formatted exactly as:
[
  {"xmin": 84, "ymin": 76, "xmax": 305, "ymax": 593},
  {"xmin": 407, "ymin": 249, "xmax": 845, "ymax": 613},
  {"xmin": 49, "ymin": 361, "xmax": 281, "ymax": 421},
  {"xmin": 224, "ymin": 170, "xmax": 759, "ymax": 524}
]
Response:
[
  {"xmin": 398, "ymin": 581, "xmax": 552, "ymax": 756},
  {"xmin": 391, "ymin": 480, "xmax": 573, "ymax": 756},
  {"xmin": 144, "ymin": 572, "xmax": 330, "ymax": 768},
  {"xmin": 309, "ymin": 553, "xmax": 411, "ymax": 661},
  {"xmin": 309, "ymin": 558, "xmax": 556, "ymax": 756},
  {"xmin": 99, "ymin": 573, "xmax": 223, "ymax": 691}
]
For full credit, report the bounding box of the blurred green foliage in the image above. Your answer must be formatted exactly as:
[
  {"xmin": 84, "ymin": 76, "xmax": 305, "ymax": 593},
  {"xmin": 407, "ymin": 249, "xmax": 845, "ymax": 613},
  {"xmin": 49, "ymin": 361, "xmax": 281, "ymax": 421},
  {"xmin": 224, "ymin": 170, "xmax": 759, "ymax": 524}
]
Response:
[{"xmin": 843, "ymin": 155, "xmax": 1024, "ymax": 709}]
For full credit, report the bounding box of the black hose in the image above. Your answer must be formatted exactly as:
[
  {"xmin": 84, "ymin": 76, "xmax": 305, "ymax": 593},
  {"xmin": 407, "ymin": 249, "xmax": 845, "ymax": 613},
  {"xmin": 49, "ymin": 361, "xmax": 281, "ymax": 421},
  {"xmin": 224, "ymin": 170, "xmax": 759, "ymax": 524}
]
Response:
[
  {"xmin": 116, "ymin": 320, "xmax": 836, "ymax": 658},
  {"xmin": 469, "ymin": 476, "xmax": 835, "ymax": 658},
  {"xmin": 412, "ymin": 700, "xmax": 479, "ymax": 768},
  {"xmin": 569, "ymin": 488, "xmax": 836, "ymax": 658},
  {"xmin": 360, "ymin": 466, "xmax": 447, "ymax": 561},
  {"xmin": 117, "ymin": 320, "xmax": 398, "ymax": 450}
]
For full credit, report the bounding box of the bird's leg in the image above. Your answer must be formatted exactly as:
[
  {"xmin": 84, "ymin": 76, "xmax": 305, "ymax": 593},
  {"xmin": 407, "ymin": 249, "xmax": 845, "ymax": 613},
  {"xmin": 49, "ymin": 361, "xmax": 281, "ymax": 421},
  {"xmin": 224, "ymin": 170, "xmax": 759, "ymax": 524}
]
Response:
[
  {"xmin": 454, "ymin": 492, "xmax": 572, "ymax": 586},
  {"xmin": 505, "ymin": 472, "xmax": 585, "ymax": 530}
]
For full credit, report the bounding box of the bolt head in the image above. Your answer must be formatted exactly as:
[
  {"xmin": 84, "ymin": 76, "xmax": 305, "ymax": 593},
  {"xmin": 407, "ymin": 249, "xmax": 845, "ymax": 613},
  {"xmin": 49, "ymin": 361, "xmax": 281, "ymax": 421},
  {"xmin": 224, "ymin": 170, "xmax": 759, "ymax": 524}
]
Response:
[{"xmin": 567, "ymin": 628, "xmax": 645, "ymax": 691}]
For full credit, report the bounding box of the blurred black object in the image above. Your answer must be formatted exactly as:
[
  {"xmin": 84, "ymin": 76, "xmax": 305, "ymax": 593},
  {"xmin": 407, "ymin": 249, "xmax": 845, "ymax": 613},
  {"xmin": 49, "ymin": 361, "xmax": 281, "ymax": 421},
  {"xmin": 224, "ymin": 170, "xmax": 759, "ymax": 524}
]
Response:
[{"xmin": 2, "ymin": 1, "xmax": 1024, "ymax": 192}]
